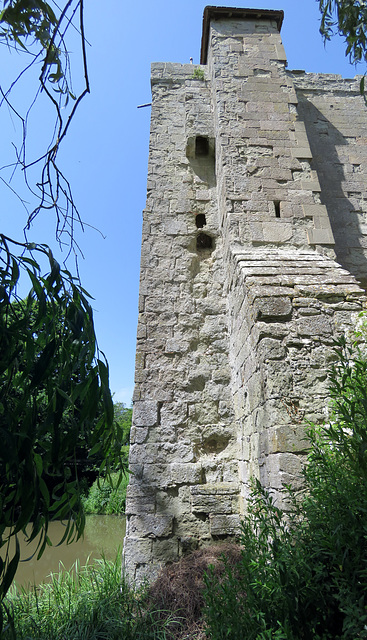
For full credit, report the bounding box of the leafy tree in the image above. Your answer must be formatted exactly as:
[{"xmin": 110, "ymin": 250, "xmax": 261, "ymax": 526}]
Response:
[
  {"xmin": 0, "ymin": 240, "xmax": 125, "ymax": 625},
  {"xmin": 82, "ymin": 472, "xmax": 130, "ymax": 515},
  {"xmin": 0, "ymin": 1, "xmax": 126, "ymax": 629},
  {"xmin": 81, "ymin": 403, "xmax": 131, "ymax": 515},
  {"xmin": 114, "ymin": 402, "xmax": 132, "ymax": 465},
  {"xmin": 318, "ymin": 0, "xmax": 367, "ymax": 92}
]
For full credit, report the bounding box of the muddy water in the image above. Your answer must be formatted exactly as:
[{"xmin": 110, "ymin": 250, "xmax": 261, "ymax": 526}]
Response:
[{"xmin": 5, "ymin": 515, "xmax": 126, "ymax": 588}]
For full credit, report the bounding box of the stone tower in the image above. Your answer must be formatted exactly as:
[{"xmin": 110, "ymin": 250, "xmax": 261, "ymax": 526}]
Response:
[{"xmin": 123, "ymin": 6, "xmax": 367, "ymax": 583}]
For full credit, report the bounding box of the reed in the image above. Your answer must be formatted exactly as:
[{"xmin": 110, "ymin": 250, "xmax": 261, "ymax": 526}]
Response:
[{"xmin": 2, "ymin": 554, "xmax": 176, "ymax": 640}]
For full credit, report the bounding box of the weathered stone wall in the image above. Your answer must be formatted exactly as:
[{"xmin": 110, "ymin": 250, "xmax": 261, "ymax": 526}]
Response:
[
  {"xmin": 227, "ymin": 249, "xmax": 363, "ymax": 511},
  {"xmin": 291, "ymin": 72, "xmax": 367, "ymax": 286},
  {"xmin": 123, "ymin": 7, "xmax": 366, "ymax": 583},
  {"xmin": 123, "ymin": 60, "xmax": 240, "ymax": 584}
]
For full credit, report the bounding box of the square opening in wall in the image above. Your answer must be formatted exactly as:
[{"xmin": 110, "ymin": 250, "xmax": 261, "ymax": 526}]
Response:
[{"xmin": 197, "ymin": 232, "xmax": 213, "ymax": 251}]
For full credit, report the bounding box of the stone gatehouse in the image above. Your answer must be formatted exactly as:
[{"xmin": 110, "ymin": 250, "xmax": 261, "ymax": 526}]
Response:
[{"xmin": 123, "ymin": 6, "xmax": 367, "ymax": 583}]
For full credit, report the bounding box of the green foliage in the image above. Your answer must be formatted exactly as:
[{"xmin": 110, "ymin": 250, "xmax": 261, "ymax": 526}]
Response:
[
  {"xmin": 0, "ymin": 1, "xmax": 122, "ymax": 634},
  {"xmin": 114, "ymin": 402, "xmax": 132, "ymax": 441},
  {"xmin": 82, "ymin": 402, "xmax": 132, "ymax": 514},
  {"xmin": 319, "ymin": 0, "xmax": 367, "ymax": 65},
  {"xmin": 0, "ymin": 238, "xmax": 125, "ymax": 624},
  {"xmin": 0, "ymin": 0, "xmax": 78, "ymax": 103},
  {"xmin": 204, "ymin": 483, "xmax": 310, "ymax": 640},
  {"xmin": 192, "ymin": 67, "xmax": 205, "ymax": 80},
  {"xmin": 114, "ymin": 402, "xmax": 132, "ymax": 466},
  {"xmin": 318, "ymin": 0, "xmax": 367, "ymax": 94},
  {"xmin": 82, "ymin": 472, "xmax": 129, "ymax": 515},
  {"xmin": 204, "ymin": 336, "xmax": 367, "ymax": 640},
  {"xmin": 2, "ymin": 555, "xmax": 174, "ymax": 640}
]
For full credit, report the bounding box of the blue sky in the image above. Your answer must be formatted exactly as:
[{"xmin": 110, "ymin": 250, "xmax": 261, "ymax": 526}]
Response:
[{"xmin": 0, "ymin": 1, "xmax": 363, "ymax": 405}]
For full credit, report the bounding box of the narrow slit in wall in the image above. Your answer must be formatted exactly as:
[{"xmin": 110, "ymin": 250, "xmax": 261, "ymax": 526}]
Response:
[{"xmin": 196, "ymin": 214, "xmax": 206, "ymax": 229}]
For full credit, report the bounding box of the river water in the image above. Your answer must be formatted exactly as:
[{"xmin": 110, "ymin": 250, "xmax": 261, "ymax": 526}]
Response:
[{"xmin": 4, "ymin": 515, "xmax": 126, "ymax": 588}]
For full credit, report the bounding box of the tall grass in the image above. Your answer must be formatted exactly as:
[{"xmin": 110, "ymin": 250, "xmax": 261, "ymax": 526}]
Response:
[{"xmin": 2, "ymin": 555, "xmax": 176, "ymax": 640}]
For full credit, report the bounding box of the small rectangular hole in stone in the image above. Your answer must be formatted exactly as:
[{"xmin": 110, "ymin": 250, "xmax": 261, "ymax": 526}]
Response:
[
  {"xmin": 274, "ymin": 201, "xmax": 281, "ymax": 218},
  {"xmin": 195, "ymin": 136, "xmax": 209, "ymax": 157}
]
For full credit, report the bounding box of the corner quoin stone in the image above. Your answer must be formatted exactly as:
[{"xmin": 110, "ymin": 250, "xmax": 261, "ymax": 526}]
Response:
[{"xmin": 123, "ymin": 5, "xmax": 367, "ymax": 583}]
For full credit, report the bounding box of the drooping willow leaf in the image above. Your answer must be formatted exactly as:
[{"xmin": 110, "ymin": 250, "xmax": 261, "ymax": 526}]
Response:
[{"xmin": 0, "ymin": 236, "xmax": 126, "ymax": 621}]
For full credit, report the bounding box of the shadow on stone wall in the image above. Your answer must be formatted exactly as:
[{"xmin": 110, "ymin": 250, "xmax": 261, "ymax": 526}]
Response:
[{"xmin": 298, "ymin": 96, "xmax": 367, "ymax": 289}]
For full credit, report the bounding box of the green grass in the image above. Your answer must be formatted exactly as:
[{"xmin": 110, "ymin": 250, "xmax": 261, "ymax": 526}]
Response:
[{"xmin": 2, "ymin": 555, "xmax": 176, "ymax": 640}]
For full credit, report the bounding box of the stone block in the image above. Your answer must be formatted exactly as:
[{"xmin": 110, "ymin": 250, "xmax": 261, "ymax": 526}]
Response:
[
  {"xmin": 265, "ymin": 425, "xmax": 309, "ymax": 454},
  {"xmin": 307, "ymin": 228, "xmax": 335, "ymax": 245},
  {"xmin": 135, "ymin": 351, "xmax": 145, "ymax": 372},
  {"xmin": 164, "ymin": 219, "xmax": 187, "ymax": 235},
  {"xmin": 255, "ymin": 296, "xmax": 292, "ymax": 320},
  {"xmin": 196, "ymin": 189, "xmax": 211, "ymax": 201},
  {"xmin": 297, "ymin": 315, "xmax": 332, "ymax": 337},
  {"xmin": 190, "ymin": 483, "xmax": 239, "ymax": 513},
  {"xmin": 246, "ymin": 371, "xmax": 265, "ymax": 413},
  {"xmin": 170, "ymin": 463, "xmax": 204, "ymax": 485},
  {"xmin": 165, "ymin": 338, "xmax": 189, "ymax": 353},
  {"xmin": 152, "ymin": 539, "xmax": 179, "ymax": 562},
  {"xmin": 129, "ymin": 514, "xmax": 173, "ymax": 538},
  {"xmin": 133, "ymin": 400, "xmax": 158, "ymax": 427},
  {"xmin": 312, "ymin": 216, "xmax": 333, "ymax": 231},
  {"xmin": 258, "ymin": 337, "xmax": 286, "ymax": 360},
  {"xmin": 133, "ymin": 562, "xmax": 161, "ymax": 585},
  {"xmin": 160, "ymin": 402, "xmax": 188, "ymax": 427},
  {"xmin": 210, "ymin": 514, "xmax": 241, "ymax": 536},
  {"xmin": 191, "ymin": 494, "xmax": 233, "ymax": 514},
  {"xmin": 248, "ymin": 221, "xmax": 264, "ymax": 243},
  {"xmin": 275, "ymin": 43, "xmax": 287, "ymax": 62},
  {"xmin": 128, "ymin": 464, "xmax": 143, "ymax": 481},
  {"xmin": 141, "ymin": 464, "xmax": 169, "ymax": 487},
  {"xmin": 291, "ymin": 146, "xmax": 312, "ymax": 159},
  {"xmin": 300, "ymin": 179, "xmax": 321, "ymax": 192},
  {"xmin": 248, "ymin": 285, "xmax": 294, "ymax": 301},
  {"xmin": 266, "ymin": 452, "xmax": 306, "ymax": 487},
  {"xmin": 264, "ymin": 361, "xmax": 293, "ymax": 396},
  {"xmin": 190, "ymin": 483, "xmax": 239, "ymax": 496},
  {"xmin": 262, "ymin": 222, "xmax": 293, "ymax": 243},
  {"xmin": 238, "ymin": 461, "xmax": 249, "ymax": 484},
  {"xmin": 135, "ymin": 442, "xmax": 195, "ymax": 464},
  {"xmin": 302, "ymin": 204, "xmax": 328, "ymax": 219},
  {"xmin": 123, "ymin": 537, "xmax": 152, "ymax": 565},
  {"xmin": 125, "ymin": 485, "xmax": 155, "ymax": 515},
  {"xmin": 287, "ymin": 90, "xmax": 298, "ymax": 105},
  {"xmin": 129, "ymin": 426, "xmax": 149, "ymax": 445}
]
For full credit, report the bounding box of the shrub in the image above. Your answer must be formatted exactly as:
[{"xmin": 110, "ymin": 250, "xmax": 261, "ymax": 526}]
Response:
[
  {"xmin": 204, "ymin": 336, "xmax": 367, "ymax": 640},
  {"xmin": 192, "ymin": 67, "xmax": 205, "ymax": 80}
]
